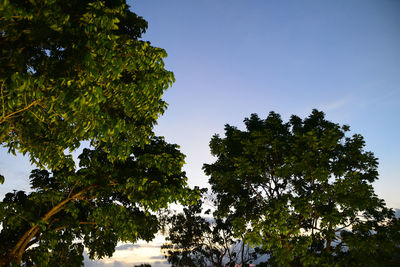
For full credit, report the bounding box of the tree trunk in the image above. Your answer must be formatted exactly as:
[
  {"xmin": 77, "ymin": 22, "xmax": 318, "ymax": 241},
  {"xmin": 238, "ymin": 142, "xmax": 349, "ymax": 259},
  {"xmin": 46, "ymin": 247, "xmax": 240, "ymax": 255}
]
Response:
[{"xmin": 0, "ymin": 186, "xmax": 93, "ymax": 266}]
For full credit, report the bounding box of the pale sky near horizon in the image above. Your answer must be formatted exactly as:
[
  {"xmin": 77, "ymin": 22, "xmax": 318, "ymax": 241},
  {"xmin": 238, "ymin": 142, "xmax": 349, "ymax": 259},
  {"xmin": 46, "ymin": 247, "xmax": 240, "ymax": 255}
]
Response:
[{"xmin": 0, "ymin": 0, "xmax": 399, "ymax": 266}]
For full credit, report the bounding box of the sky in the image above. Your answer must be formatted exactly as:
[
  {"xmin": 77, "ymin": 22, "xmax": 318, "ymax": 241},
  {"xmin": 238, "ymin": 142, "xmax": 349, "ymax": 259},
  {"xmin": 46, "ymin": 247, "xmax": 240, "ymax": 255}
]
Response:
[{"xmin": 1, "ymin": 0, "xmax": 399, "ymax": 266}]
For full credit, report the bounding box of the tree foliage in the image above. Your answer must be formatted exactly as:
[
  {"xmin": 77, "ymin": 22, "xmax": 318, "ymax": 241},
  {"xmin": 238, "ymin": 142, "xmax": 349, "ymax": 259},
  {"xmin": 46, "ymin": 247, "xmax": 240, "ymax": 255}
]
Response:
[
  {"xmin": 0, "ymin": 137, "xmax": 193, "ymax": 266},
  {"xmin": 0, "ymin": 0, "xmax": 174, "ymax": 169},
  {"xmin": 204, "ymin": 109, "xmax": 400, "ymax": 266}
]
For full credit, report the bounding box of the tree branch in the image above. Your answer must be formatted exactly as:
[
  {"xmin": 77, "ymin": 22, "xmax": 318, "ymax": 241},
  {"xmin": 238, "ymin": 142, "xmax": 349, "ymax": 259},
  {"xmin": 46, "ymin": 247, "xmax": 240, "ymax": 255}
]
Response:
[
  {"xmin": 4, "ymin": 184, "xmax": 98, "ymax": 266},
  {"xmin": 0, "ymin": 99, "xmax": 42, "ymax": 124}
]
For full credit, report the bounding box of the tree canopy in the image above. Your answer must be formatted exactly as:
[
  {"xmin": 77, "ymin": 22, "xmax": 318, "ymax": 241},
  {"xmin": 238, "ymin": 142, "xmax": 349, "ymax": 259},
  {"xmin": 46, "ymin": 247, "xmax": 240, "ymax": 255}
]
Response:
[
  {"xmin": 0, "ymin": 0, "xmax": 174, "ymax": 170},
  {"xmin": 0, "ymin": 137, "xmax": 193, "ymax": 266},
  {"xmin": 204, "ymin": 109, "xmax": 400, "ymax": 266}
]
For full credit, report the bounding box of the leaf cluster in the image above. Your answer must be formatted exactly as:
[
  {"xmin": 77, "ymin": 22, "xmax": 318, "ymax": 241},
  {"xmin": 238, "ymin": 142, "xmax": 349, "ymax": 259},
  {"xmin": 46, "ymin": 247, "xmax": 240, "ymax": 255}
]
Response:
[{"xmin": 0, "ymin": 0, "xmax": 174, "ymax": 170}]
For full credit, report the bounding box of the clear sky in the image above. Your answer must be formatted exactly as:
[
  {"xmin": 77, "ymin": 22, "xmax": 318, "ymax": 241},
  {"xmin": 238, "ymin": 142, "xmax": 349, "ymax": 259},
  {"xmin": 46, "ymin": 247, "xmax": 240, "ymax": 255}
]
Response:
[
  {"xmin": 0, "ymin": 0, "xmax": 399, "ymax": 266},
  {"xmin": 132, "ymin": 0, "xmax": 400, "ymax": 206}
]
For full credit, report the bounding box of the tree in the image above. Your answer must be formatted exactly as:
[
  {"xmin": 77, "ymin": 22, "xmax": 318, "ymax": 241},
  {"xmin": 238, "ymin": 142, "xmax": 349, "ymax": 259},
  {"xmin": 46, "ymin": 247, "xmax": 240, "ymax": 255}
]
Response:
[
  {"xmin": 0, "ymin": 0, "xmax": 174, "ymax": 170},
  {"xmin": 204, "ymin": 109, "xmax": 400, "ymax": 266},
  {"xmin": 0, "ymin": 137, "xmax": 194, "ymax": 266},
  {"xmin": 0, "ymin": 1, "xmax": 197, "ymax": 265},
  {"xmin": 162, "ymin": 190, "xmax": 260, "ymax": 267}
]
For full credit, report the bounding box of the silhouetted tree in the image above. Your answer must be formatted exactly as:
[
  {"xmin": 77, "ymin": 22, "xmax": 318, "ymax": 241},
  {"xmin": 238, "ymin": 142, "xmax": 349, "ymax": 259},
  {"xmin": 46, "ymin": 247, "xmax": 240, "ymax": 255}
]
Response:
[{"xmin": 162, "ymin": 190, "xmax": 260, "ymax": 267}]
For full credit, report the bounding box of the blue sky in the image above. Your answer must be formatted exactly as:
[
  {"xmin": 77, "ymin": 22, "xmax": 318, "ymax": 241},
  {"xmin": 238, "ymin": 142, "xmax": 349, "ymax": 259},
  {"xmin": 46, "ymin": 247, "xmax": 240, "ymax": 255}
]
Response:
[
  {"xmin": 131, "ymin": 0, "xmax": 400, "ymax": 208},
  {"xmin": 1, "ymin": 0, "xmax": 399, "ymax": 266}
]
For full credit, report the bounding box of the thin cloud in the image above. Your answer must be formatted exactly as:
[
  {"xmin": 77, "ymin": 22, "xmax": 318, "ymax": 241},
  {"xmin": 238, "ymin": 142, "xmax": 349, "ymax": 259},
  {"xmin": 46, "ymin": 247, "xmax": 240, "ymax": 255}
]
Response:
[
  {"xmin": 316, "ymin": 96, "xmax": 351, "ymax": 112},
  {"xmin": 115, "ymin": 244, "xmax": 140, "ymax": 251},
  {"xmin": 150, "ymin": 255, "xmax": 165, "ymax": 260}
]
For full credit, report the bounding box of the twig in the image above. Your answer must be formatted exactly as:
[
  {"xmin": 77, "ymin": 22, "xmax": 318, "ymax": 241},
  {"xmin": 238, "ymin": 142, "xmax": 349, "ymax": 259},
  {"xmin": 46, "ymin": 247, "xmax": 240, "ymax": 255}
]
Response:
[{"xmin": 1, "ymin": 80, "xmax": 5, "ymax": 119}]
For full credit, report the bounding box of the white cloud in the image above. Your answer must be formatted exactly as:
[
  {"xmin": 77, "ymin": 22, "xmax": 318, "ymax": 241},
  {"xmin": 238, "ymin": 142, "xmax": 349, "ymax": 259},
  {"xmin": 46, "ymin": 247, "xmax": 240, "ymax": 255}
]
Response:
[
  {"xmin": 85, "ymin": 238, "xmax": 170, "ymax": 267},
  {"xmin": 316, "ymin": 96, "xmax": 351, "ymax": 112}
]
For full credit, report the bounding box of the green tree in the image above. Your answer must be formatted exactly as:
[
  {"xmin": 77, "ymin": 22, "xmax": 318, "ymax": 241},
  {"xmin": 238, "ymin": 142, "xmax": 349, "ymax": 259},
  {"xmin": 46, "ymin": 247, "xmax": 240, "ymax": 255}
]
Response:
[
  {"xmin": 204, "ymin": 109, "xmax": 400, "ymax": 266},
  {"xmin": 0, "ymin": 0, "xmax": 174, "ymax": 170},
  {"xmin": 0, "ymin": 1, "xmax": 197, "ymax": 266},
  {"xmin": 0, "ymin": 137, "xmax": 193, "ymax": 266}
]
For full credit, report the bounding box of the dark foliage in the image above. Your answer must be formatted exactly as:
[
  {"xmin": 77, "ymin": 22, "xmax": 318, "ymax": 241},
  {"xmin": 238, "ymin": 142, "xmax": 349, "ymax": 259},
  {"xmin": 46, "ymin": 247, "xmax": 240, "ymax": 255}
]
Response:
[{"xmin": 162, "ymin": 190, "xmax": 261, "ymax": 267}]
